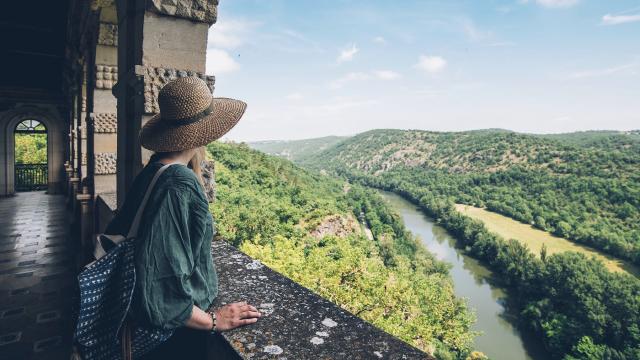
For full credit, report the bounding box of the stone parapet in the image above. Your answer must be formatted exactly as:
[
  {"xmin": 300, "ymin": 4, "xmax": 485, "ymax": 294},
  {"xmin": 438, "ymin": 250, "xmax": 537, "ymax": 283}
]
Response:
[{"xmin": 209, "ymin": 241, "xmax": 429, "ymax": 360}]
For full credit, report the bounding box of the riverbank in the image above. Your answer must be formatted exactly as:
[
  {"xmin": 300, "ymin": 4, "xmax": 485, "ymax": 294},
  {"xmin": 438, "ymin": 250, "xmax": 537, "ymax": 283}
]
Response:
[
  {"xmin": 455, "ymin": 204, "xmax": 640, "ymax": 277},
  {"xmin": 349, "ymin": 176, "xmax": 640, "ymax": 359},
  {"xmin": 378, "ymin": 190, "xmax": 549, "ymax": 360}
]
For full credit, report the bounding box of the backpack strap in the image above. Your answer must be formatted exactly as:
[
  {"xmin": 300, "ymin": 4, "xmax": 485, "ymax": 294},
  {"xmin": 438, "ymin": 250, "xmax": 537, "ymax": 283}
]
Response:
[
  {"xmin": 88, "ymin": 162, "xmax": 180, "ymax": 267},
  {"xmin": 126, "ymin": 162, "xmax": 179, "ymax": 239}
]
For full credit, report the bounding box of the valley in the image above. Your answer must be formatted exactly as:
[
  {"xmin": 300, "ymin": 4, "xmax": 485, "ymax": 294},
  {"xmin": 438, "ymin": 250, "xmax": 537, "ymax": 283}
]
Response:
[
  {"xmin": 249, "ymin": 128, "xmax": 640, "ymax": 359},
  {"xmin": 379, "ymin": 190, "xmax": 548, "ymax": 360}
]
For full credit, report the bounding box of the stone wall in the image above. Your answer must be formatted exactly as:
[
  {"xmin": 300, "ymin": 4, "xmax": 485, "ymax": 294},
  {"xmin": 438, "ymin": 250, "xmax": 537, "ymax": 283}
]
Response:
[{"xmin": 209, "ymin": 241, "xmax": 429, "ymax": 359}]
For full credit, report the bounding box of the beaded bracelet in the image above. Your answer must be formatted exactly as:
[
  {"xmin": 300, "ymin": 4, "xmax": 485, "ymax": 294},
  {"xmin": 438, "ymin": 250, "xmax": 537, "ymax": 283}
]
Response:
[{"xmin": 208, "ymin": 311, "xmax": 217, "ymax": 334}]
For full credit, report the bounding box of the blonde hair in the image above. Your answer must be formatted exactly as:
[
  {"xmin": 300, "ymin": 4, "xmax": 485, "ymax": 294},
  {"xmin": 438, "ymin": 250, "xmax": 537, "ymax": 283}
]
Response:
[
  {"xmin": 188, "ymin": 146, "xmax": 207, "ymax": 187},
  {"xmin": 151, "ymin": 146, "xmax": 207, "ymax": 187}
]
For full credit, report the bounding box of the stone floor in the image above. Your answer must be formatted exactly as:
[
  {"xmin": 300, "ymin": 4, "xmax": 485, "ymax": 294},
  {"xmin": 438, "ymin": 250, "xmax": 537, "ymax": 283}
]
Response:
[{"xmin": 0, "ymin": 192, "xmax": 76, "ymax": 360}]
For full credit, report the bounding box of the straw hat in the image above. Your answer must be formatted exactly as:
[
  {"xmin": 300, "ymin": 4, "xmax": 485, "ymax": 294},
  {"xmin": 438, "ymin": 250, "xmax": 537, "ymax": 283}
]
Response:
[{"xmin": 140, "ymin": 77, "xmax": 247, "ymax": 152}]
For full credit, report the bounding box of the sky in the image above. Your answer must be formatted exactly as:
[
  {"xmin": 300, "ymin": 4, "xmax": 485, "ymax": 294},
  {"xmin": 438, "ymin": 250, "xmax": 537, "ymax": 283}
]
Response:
[{"xmin": 205, "ymin": 0, "xmax": 640, "ymax": 142}]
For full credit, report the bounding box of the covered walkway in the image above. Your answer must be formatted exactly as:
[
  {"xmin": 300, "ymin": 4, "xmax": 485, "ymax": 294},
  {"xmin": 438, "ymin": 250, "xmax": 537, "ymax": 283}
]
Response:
[{"xmin": 0, "ymin": 192, "xmax": 76, "ymax": 360}]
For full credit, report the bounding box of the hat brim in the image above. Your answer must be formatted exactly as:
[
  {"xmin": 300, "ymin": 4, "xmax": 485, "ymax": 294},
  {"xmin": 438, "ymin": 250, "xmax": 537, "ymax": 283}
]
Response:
[{"xmin": 140, "ymin": 97, "xmax": 247, "ymax": 152}]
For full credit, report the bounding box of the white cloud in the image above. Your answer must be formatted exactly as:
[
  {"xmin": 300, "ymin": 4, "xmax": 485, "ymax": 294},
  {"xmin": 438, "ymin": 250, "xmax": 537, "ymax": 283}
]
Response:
[
  {"xmin": 537, "ymin": 0, "xmax": 579, "ymax": 8},
  {"xmin": 460, "ymin": 18, "xmax": 492, "ymax": 42},
  {"xmin": 520, "ymin": 0, "xmax": 579, "ymax": 8},
  {"xmin": 329, "ymin": 72, "xmax": 370, "ymax": 89},
  {"xmin": 569, "ymin": 63, "xmax": 637, "ymax": 79},
  {"xmin": 329, "ymin": 70, "xmax": 401, "ymax": 89},
  {"xmin": 602, "ymin": 14, "xmax": 640, "ymax": 25},
  {"xmin": 208, "ymin": 18, "xmax": 257, "ymax": 49},
  {"xmin": 206, "ymin": 49, "xmax": 240, "ymax": 74},
  {"xmin": 337, "ymin": 44, "xmax": 359, "ymax": 63},
  {"xmin": 313, "ymin": 99, "xmax": 379, "ymax": 113},
  {"xmin": 486, "ymin": 41, "xmax": 517, "ymax": 47},
  {"xmin": 415, "ymin": 55, "xmax": 447, "ymax": 74},
  {"xmin": 285, "ymin": 93, "xmax": 304, "ymax": 100},
  {"xmin": 374, "ymin": 70, "xmax": 401, "ymax": 80},
  {"xmin": 373, "ymin": 36, "xmax": 386, "ymax": 44}
]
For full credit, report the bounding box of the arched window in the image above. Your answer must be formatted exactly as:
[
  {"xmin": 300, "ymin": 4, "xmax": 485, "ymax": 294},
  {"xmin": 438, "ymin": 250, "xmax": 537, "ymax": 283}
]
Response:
[{"xmin": 15, "ymin": 119, "xmax": 47, "ymax": 134}]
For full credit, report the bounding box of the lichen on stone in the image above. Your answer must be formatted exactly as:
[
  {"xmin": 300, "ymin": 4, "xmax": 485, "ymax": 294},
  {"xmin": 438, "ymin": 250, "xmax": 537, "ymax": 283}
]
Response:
[
  {"xmin": 321, "ymin": 318, "xmax": 338, "ymax": 328},
  {"xmin": 246, "ymin": 260, "xmax": 264, "ymax": 270},
  {"xmin": 263, "ymin": 345, "xmax": 283, "ymax": 355}
]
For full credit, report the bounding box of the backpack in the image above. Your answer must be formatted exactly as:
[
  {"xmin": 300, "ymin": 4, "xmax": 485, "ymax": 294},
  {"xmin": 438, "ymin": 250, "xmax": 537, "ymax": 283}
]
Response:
[{"xmin": 74, "ymin": 163, "xmax": 177, "ymax": 360}]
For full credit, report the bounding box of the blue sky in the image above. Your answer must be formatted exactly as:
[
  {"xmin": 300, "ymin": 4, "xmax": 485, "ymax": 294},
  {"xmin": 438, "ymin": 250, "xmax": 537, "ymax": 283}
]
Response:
[{"xmin": 206, "ymin": 0, "xmax": 640, "ymax": 142}]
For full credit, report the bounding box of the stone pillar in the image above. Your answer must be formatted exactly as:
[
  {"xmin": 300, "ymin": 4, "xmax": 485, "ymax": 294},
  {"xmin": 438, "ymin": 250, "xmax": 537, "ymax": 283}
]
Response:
[
  {"xmin": 69, "ymin": 174, "xmax": 80, "ymax": 211},
  {"xmin": 75, "ymin": 72, "xmax": 84, "ymax": 184},
  {"xmin": 93, "ymin": 2, "xmax": 119, "ymax": 195},
  {"xmin": 80, "ymin": 66, "xmax": 89, "ymax": 182},
  {"xmin": 77, "ymin": 185, "xmax": 94, "ymax": 263},
  {"xmin": 114, "ymin": 0, "xmax": 218, "ymax": 207},
  {"xmin": 64, "ymin": 161, "xmax": 73, "ymax": 195}
]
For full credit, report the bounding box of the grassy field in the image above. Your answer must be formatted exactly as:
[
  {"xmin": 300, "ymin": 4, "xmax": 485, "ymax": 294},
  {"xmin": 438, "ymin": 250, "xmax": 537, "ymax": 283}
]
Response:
[{"xmin": 455, "ymin": 204, "xmax": 639, "ymax": 277}]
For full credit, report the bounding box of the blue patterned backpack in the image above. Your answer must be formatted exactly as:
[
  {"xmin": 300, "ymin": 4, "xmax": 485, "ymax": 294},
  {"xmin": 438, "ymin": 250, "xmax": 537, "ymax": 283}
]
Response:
[{"xmin": 74, "ymin": 163, "xmax": 177, "ymax": 360}]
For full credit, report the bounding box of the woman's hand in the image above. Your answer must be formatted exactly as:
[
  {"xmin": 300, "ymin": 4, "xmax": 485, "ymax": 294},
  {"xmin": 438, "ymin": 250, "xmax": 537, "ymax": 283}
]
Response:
[{"xmin": 214, "ymin": 302, "xmax": 261, "ymax": 331}]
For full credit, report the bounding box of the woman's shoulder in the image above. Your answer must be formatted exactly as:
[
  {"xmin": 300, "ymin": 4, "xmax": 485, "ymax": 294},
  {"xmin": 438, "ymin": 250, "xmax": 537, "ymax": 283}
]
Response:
[
  {"xmin": 157, "ymin": 163, "xmax": 193, "ymax": 181},
  {"xmin": 158, "ymin": 164, "xmax": 202, "ymax": 193}
]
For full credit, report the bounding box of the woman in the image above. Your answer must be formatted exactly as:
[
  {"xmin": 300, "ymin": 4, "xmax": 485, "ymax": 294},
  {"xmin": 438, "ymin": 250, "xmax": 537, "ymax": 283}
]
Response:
[{"xmin": 104, "ymin": 77, "xmax": 261, "ymax": 359}]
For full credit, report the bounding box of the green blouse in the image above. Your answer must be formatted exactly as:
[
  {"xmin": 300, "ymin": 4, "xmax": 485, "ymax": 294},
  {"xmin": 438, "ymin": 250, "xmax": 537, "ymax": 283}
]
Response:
[{"xmin": 105, "ymin": 161, "xmax": 218, "ymax": 330}]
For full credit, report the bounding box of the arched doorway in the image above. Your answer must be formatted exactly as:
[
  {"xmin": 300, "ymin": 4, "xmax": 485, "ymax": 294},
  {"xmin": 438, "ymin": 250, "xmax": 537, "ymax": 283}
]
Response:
[
  {"xmin": 1, "ymin": 108, "xmax": 64, "ymax": 196},
  {"xmin": 14, "ymin": 119, "xmax": 49, "ymax": 191}
]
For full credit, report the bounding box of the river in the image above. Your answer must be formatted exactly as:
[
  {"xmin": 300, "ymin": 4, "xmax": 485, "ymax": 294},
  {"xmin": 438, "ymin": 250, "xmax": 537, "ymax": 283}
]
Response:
[{"xmin": 377, "ymin": 190, "xmax": 549, "ymax": 360}]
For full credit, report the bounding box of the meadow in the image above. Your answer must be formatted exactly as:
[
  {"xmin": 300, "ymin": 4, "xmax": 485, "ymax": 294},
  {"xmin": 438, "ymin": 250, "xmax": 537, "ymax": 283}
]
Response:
[{"xmin": 455, "ymin": 204, "xmax": 639, "ymax": 277}]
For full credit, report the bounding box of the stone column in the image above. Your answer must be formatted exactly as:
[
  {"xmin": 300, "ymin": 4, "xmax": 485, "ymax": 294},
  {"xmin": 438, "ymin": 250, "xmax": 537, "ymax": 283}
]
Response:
[
  {"xmin": 114, "ymin": 0, "xmax": 218, "ymax": 207},
  {"xmin": 75, "ymin": 71, "xmax": 84, "ymax": 184},
  {"xmin": 77, "ymin": 185, "xmax": 94, "ymax": 263},
  {"xmin": 65, "ymin": 162, "xmax": 73, "ymax": 196},
  {"xmin": 93, "ymin": 3, "xmax": 119, "ymax": 194},
  {"xmin": 80, "ymin": 66, "xmax": 89, "ymax": 182},
  {"xmin": 69, "ymin": 173, "xmax": 80, "ymax": 212}
]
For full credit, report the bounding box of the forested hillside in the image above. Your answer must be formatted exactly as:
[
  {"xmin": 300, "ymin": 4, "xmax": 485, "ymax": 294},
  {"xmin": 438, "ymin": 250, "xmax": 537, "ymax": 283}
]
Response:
[
  {"xmin": 297, "ymin": 129, "xmax": 640, "ymax": 359},
  {"xmin": 300, "ymin": 129, "xmax": 640, "ymax": 265},
  {"xmin": 247, "ymin": 135, "xmax": 348, "ymax": 161},
  {"xmin": 206, "ymin": 142, "xmax": 476, "ymax": 358},
  {"xmin": 539, "ymin": 130, "xmax": 640, "ymax": 151}
]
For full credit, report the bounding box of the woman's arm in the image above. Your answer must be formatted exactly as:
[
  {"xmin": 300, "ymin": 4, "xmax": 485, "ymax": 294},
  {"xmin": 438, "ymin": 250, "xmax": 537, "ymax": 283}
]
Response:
[{"xmin": 184, "ymin": 302, "xmax": 262, "ymax": 331}]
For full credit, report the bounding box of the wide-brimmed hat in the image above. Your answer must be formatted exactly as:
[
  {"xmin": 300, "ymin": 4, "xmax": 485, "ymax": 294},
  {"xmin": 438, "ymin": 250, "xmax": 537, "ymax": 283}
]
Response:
[{"xmin": 140, "ymin": 77, "xmax": 247, "ymax": 152}]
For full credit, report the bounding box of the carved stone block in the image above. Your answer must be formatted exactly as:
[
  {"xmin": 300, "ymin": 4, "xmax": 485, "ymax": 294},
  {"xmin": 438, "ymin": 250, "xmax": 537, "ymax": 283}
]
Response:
[
  {"xmin": 94, "ymin": 113, "xmax": 117, "ymax": 133},
  {"xmin": 142, "ymin": 66, "xmax": 215, "ymax": 114},
  {"xmin": 96, "ymin": 65, "xmax": 118, "ymax": 89},
  {"xmin": 148, "ymin": 0, "xmax": 218, "ymax": 24},
  {"xmin": 98, "ymin": 23, "xmax": 118, "ymax": 46},
  {"xmin": 95, "ymin": 152, "xmax": 117, "ymax": 175}
]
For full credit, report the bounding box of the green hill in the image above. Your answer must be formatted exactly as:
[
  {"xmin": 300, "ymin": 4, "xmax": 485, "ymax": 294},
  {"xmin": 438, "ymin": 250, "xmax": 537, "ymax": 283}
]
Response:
[
  {"xmin": 295, "ymin": 129, "xmax": 640, "ymax": 359},
  {"xmin": 206, "ymin": 141, "xmax": 476, "ymax": 358},
  {"xmin": 538, "ymin": 130, "xmax": 640, "ymax": 151},
  {"xmin": 300, "ymin": 129, "xmax": 640, "ymax": 265},
  {"xmin": 246, "ymin": 135, "xmax": 349, "ymax": 161}
]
